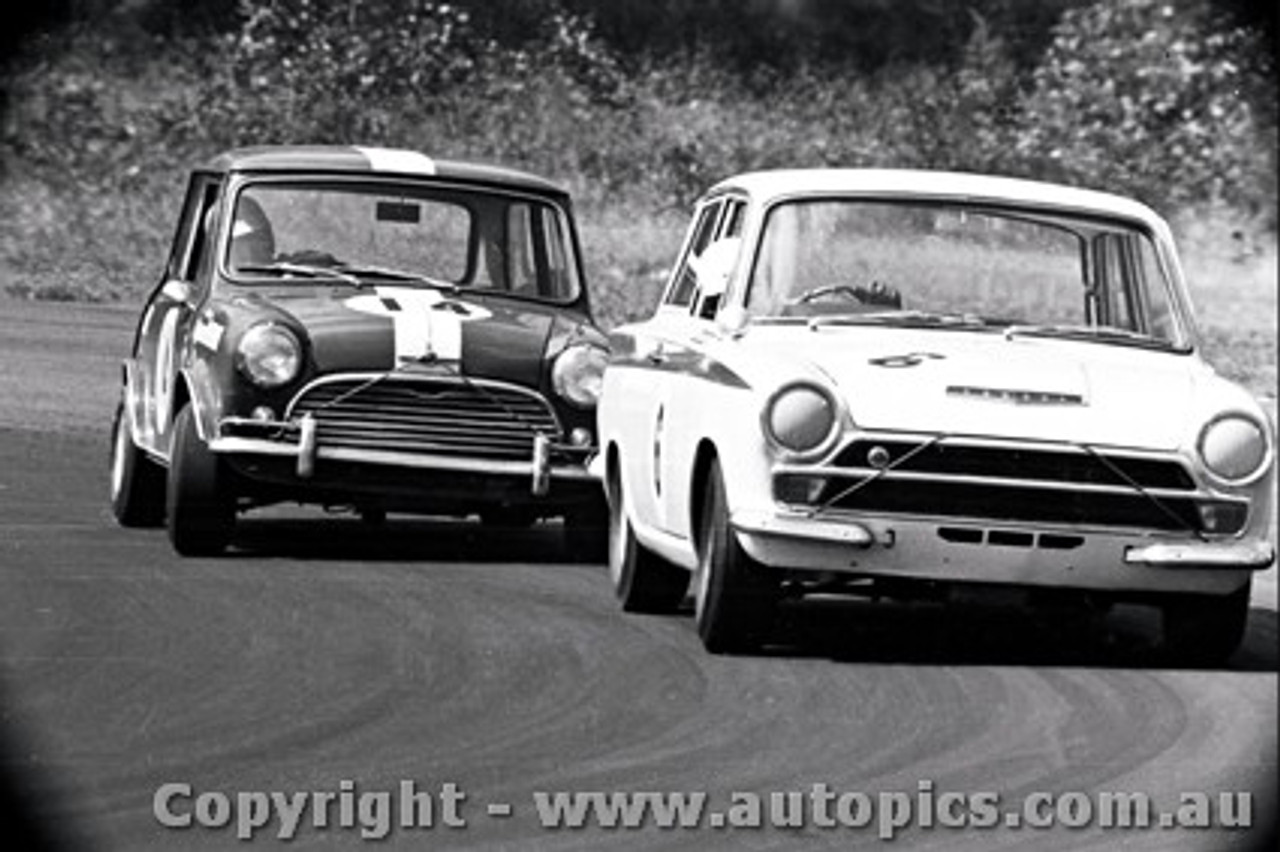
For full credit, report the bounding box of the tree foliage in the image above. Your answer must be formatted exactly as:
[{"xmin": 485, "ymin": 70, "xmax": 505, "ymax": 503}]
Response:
[{"xmin": 1015, "ymin": 0, "xmax": 1274, "ymax": 215}]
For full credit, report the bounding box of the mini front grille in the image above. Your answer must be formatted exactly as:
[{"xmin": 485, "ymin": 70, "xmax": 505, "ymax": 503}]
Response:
[{"xmin": 288, "ymin": 376, "xmax": 561, "ymax": 462}]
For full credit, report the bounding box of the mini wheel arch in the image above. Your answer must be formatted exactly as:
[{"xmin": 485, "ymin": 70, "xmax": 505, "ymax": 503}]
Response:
[{"xmin": 169, "ymin": 370, "xmax": 216, "ymax": 444}]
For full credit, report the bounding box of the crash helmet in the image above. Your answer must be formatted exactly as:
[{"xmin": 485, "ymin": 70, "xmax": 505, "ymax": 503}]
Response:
[{"xmin": 229, "ymin": 194, "xmax": 275, "ymax": 268}]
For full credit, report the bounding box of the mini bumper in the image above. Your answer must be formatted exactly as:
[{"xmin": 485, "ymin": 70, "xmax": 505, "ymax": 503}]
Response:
[{"xmin": 210, "ymin": 415, "xmax": 598, "ymax": 496}]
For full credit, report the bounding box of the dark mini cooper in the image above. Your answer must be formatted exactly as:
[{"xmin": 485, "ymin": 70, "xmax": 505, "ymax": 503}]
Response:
[{"xmin": 110, "ymin": 145, "xmax": 608, "ymax": 556}]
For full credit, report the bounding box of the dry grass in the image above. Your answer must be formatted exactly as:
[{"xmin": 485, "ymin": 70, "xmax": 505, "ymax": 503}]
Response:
[
  {"xmin": 577, "ymin": 199, "xmax": 687, "ymax": 329},
  {"xmin": 1179, "ymin": 221, "xmax": 1278, "ymax": 402}
]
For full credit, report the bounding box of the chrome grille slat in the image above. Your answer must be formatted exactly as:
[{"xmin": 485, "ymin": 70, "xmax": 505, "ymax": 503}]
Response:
[
  {"xmin": 313, "ymin": 413, "xmax": 550, "ymax": 433},
  {"xmin": 288, "ymin": 376, "xmax": 561, "ymax": 462},
  {"xmin": 303, "ymin": 394, "xmax": 549, "ymax": 413},
  {"xmin": 317, "ymin": 437, "xmax": 530, "ymax": 457},
  {"xmin": 316, "ymin": 427, "xmax": 534, "ymax": 447},
  {"xmin": 303, "ymin": 401, "xmax": 549, "ymax": 420}
]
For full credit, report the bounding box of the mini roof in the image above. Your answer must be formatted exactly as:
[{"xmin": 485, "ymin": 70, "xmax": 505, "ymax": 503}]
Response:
[{"xmin": 202, "ymin": 145, "xmax": 567, "ymax": 196}]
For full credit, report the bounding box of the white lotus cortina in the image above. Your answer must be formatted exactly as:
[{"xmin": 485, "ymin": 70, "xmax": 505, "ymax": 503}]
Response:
[{"xmin": 596, "ymin": 169, "xmax": 1274, "ymax": 660}]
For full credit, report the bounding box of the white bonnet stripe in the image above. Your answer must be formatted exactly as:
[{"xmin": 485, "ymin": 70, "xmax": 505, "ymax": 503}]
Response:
[{"xmin": 343, "ymin": 287, "xmax": 490, "ymax": 366}]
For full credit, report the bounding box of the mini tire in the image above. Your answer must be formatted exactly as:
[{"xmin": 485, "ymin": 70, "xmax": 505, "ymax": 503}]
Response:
[
  {"xmin": 1159, "ymin": 581, "xmax": 1251, "ymax": 667},
  {"xmin": 607, "ymin": 463, "xmax": 688, "ymax": 613},
  {"xmin": 109, "ymin": 402, "xmax": 166, "ymax": 527},
  {"xmin": 166, "ymin": 404, "xmax": 234, "ymax": 556},
  {"xmin": 694, "ymin": 459, "xmax": 779, "ymax": 654}
]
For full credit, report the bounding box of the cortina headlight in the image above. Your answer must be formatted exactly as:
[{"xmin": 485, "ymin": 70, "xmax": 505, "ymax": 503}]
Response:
[
  {"xmin": 1198, "ymin": 414, "xmax": 1269, "ymax": 484},
  {"xmin": 762, "ymin": 381, "xmax": 840, "ymax": 458},
  {"xmin": 236, "ymin": 323, "xmax": 302, "ymax": 388},
  {"xmin": 552, "ymin": 344, "xmax": 608, "ymax": 408}
]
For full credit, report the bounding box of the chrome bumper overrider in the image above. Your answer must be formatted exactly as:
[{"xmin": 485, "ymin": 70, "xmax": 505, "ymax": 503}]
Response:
[
  {"xmin": 1124, "ymin": 540, "xmax": 1275, "ymax": 569},
  {"xmin": 731, "ymin": 508, "xmax": 875, "ymax": 547}
]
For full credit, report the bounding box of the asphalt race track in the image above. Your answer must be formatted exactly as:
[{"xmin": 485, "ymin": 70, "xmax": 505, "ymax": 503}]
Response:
[{"xmin": 0, "ymin": 301, "xmax": 1276, "ymax": 850}]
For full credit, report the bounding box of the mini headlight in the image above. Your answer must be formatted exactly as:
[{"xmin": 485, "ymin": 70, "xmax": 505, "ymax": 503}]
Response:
[
  {"xmin": 762, "ymin": 382, "xmax": 839, "ymax": 456},
  {"xmin": 236, "ymin": 323, "xmax": 301, "ymax": 388},
  {"xmin": 552, "ymin": 344, "xmax": 609, "ymax": 408},
  {"xmin": 1198, "ymin": 414, "xmax": 1269, "ymax": 483}
]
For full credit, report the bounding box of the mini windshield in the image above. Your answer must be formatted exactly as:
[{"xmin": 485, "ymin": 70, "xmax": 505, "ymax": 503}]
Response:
[
  {"xmin": 745, "ymin": 199, "xmax": 1186, "ymax": 348},
  {"xmin": 224, "ymin": 180, "xmax": 581, "ymax": 301}
]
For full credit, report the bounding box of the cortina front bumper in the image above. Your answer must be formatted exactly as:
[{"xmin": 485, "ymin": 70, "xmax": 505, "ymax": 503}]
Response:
[{"xmin": 731, "ymin": 508, "xmax": 1275, "ymax": 571}]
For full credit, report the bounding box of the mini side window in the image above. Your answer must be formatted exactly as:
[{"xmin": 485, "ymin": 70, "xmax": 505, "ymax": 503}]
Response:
[{"xmin": 167, "ymin": 175, "xmax": 221, "ymax": 284}]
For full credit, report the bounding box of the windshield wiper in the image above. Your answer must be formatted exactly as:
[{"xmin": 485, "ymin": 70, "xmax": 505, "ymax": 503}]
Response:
[
  {"xmin": 235, "ymin": 262, "xmax": 364, "ymax": 287},
  {"xmin": 1002, "ymin": 323, "xmax": 1175, "ymax": 349},
  {"xmin": 333, "ymin": 264, "xmax": 459, "ymax": 292}
]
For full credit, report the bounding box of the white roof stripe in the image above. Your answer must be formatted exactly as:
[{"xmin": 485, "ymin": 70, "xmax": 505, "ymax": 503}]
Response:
[{"xmin": 353, "ymin": 146, "xmax": 437, "ymax": 175}]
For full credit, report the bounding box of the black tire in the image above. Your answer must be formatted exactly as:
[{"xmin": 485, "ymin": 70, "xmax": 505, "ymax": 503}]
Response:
[
  {"xmin": 694, "ymin": 459, "xmax": 779, "ymax": 654},
  {"xmin": 564, "ymin": 498, "xmax": 609, "ymax": 562},
  {"xmin": 1159, "ymin": 581, "xmax": 1251, "ymax": 667},
  {"xmin": 109, "ymin": 402, "xmax": 166, "ymax": 527},
  {"xmin": 166, "ymin": 404, "xmax": 234, "ymax": 556},
  {"xmin": 607, "ymin": 464, "xmax": 688, "ymax": 613}
]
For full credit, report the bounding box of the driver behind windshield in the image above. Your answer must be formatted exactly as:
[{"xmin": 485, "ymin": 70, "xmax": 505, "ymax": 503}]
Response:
[{"xmin": 228, "ymin": 196, "xmax": 276, "ymax": 269}]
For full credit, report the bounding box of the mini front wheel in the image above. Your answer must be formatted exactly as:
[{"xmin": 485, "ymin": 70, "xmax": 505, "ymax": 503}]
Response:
[
  {"xmin": 166, "ymin": 404, "xmax": 235, "ymax": 556},
  {"xmin": 109, "ymin": 402, "xmax": 166, "ymax": 527}
]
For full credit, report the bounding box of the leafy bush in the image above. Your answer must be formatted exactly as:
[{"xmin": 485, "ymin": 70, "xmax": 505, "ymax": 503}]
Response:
[{"xmin": 1013, "ymin": 0, "xmax": 1274, "ymax": 218}]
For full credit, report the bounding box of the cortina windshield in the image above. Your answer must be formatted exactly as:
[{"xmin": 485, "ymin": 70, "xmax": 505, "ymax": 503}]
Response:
[{"xmin": 745, "ymin": 199, "xmax": 1186, "ymax": 348}]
